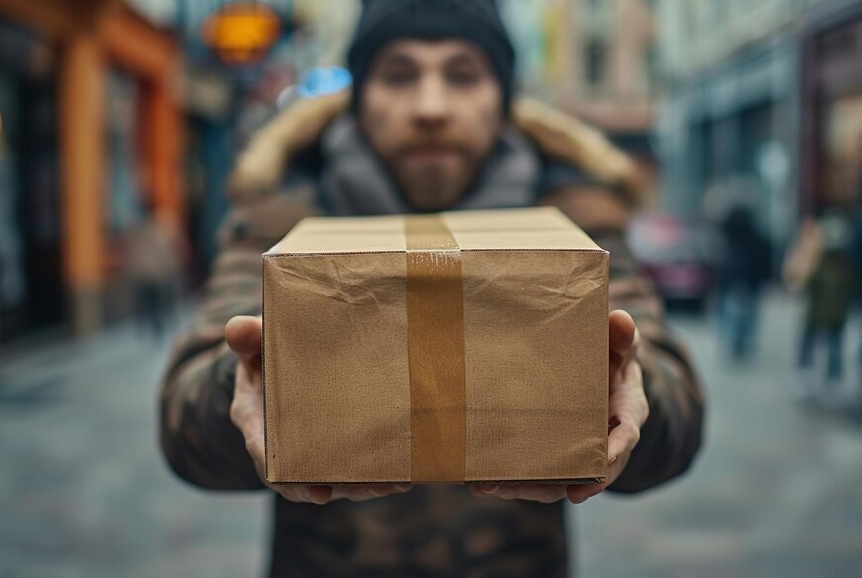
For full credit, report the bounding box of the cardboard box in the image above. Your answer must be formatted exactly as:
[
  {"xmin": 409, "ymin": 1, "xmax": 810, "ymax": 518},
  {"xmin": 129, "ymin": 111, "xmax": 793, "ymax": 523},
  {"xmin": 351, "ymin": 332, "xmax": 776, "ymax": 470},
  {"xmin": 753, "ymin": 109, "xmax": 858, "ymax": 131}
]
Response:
[{"xmin": 262, "ymin": 207, "xmax": 609, "ymax": 485}]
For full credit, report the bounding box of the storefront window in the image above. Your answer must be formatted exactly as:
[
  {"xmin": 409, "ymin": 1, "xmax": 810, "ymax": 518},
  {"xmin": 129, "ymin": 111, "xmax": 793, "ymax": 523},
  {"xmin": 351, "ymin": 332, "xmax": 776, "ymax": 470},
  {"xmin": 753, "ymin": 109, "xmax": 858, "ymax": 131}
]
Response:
[
  {"xmin": 0, "ymin": 73, "xmax": 25, "ymax": 311},
  {"xmin": 107, "ymin": 70, "xmax": 144, "ymax": 237}
]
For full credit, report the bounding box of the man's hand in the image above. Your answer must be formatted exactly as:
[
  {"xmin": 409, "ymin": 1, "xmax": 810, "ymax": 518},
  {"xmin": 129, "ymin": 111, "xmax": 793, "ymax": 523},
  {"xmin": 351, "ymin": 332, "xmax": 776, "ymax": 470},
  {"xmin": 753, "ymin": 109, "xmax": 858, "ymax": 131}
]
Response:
[
  {"xmin": 469, "ymin": 310, "xmax": 649, "ymax": 504},
  {"xmin": 225, "ymin": 315, "xmax": 411, "ymax": 504}
]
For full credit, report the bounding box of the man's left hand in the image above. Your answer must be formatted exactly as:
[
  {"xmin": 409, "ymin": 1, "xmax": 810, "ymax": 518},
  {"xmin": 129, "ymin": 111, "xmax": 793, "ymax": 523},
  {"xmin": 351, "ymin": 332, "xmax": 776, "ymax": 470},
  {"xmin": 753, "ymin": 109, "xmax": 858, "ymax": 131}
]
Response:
[{"xmin": 469, "ymin": 310, "xmax": 649, "ymax": 504}]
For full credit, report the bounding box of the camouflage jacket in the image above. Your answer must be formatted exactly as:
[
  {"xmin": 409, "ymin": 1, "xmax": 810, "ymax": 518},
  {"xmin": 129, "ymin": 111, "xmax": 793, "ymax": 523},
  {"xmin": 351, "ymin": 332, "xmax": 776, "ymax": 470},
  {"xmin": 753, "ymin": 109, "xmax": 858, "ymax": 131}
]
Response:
[{"xmin": 160, "ymin": 93, "xmax": 704, "ymax": 578}]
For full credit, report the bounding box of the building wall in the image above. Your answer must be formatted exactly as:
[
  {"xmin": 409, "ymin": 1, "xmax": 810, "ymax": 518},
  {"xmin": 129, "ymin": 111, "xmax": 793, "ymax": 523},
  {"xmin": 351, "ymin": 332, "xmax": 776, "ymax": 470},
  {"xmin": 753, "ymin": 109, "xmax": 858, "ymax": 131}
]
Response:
[
  {"xmin": 0, "ymin": 0, "xmax": 184, "ymax": 337},
  {"xmin": 506, "ymin": 0, "xmax": 658, "ymax": 133},
  {"xmin": 657, "ymin": 0, "xmax": 816, "ymax": 211},
  {"xmin": 800, "ymin": 0, "xmax": 862, "ymax": 214},
  {"xmin": 658, "ymin": 38, "xmax": 800, "ymax": 210},
  {"xmin": 657, "ymin": 0, "xmax": 862, "ymax": 268},
  {"xmin": 502, "ymin": 0, "xmax": 662, "ymax": 201},
  {"xmin": 659, "ymin": 0, "xmax": 833, "ymax": 80},
  {"xmin": 269, "ymin": 0, "xmax": 660, "ymax": 134}
]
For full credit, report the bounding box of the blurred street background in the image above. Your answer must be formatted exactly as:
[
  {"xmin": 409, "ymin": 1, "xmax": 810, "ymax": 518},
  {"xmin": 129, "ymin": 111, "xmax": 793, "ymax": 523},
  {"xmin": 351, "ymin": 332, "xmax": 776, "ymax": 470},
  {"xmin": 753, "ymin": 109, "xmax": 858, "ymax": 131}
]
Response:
[
  {"xmin": 2, "ymin": 294, "xmax": 860, "ymax": 577},
  {"xmin": 1, "ymin": 0, "xmax": 862, "ymax": 576}
]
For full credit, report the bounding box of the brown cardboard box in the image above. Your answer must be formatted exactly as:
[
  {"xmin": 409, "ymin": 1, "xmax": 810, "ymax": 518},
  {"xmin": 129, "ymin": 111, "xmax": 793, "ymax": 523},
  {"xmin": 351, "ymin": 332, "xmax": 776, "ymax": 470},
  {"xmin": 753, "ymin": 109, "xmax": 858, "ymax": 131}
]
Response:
[{"xmin": 262, "ymin": 207, "xmax": 608, "ymax": 485}]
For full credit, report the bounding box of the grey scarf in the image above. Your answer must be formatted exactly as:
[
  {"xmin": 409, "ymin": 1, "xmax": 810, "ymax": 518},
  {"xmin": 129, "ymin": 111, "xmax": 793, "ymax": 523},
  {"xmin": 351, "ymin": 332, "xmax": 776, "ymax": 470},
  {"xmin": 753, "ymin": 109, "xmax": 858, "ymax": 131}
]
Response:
[{"xmin": 317, "ymin": 116, "xmax": 541, "ymax": 216}]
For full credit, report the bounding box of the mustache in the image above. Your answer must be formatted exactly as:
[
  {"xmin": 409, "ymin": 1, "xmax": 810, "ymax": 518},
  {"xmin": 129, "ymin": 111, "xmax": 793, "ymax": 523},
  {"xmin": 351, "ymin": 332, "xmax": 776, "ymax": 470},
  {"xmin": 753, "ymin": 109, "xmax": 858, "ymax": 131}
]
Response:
[{"xmin": 398, "ymin": 140, "xmax": 469, "ymax": 156}]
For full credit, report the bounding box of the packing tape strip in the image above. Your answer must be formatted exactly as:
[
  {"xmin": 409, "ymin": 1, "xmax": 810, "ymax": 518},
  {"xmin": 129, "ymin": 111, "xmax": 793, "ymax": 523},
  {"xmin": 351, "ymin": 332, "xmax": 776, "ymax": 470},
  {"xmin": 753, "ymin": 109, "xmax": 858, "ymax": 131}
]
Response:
[{"xmin": 405, "ymin": 215, "xmax": 467, "ymax": 483}]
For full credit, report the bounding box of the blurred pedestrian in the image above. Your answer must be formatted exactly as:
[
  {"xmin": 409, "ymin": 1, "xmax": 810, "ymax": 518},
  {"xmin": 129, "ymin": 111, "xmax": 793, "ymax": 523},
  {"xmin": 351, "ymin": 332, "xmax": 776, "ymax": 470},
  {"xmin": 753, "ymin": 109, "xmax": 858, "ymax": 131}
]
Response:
[
  {"xmin": 717, "ymin": 204, "xmax": 771, "ymax": 360},
  {"xmin": 125, "ymin": 214, "xmax": 186, "ymax": 340},
  {"xmin": 159, "ymin": 0, "xmax": 705, "ymax": 576},
  {"xmin": 785, "ymin": 211, "xmax": 857, "ymax": 400}
]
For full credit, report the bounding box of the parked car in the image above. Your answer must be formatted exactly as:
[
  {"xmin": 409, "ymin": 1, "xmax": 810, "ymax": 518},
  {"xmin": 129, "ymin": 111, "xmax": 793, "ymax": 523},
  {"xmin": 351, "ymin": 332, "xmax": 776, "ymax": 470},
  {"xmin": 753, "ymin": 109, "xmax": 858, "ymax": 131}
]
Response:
[{"xmin": 627, "ymin": 215, "xmax": 721, "ymax": 310}]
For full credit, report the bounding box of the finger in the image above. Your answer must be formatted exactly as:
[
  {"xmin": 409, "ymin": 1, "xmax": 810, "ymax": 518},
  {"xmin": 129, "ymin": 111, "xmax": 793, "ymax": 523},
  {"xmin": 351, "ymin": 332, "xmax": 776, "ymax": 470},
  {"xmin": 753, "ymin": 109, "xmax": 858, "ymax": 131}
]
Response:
[
  {"xmin": 304, "ymin": 486, "xmax": 334, "ymax": 505},
  {"xmin": 568, "ymin": 448, "xmax": 633, "ymax": 505},
  {"xmin": 607, "ymin": 362, "xmax": 648, "ymax": 463},
  {"xmin": 606, "ymin": 450, "xmax": 632, "ymax": 487},
  {"xmin": 365, "ymin": 484, "xmax": 412, "ymax": 498},
  {"xmin": 243, "ymin": 426, "xmax": 266, "ymax": 462},
  {"xmin": 273, "ymin": 485, "xmax": 331, "ymax": 505},
  {"xmin": 339, "ymin": 488, "xmax": 384, "ymax": 502},
  {"xmin": 609, "ymin": 310, "xmax": 637, "ymax": 356},
  {"xmin": 567, "ymin": 481, "xmax": 607, "ymax": 504},
  {"xmin": 468, "ymin": 484, "xmax": 501, "ymax": 499},
  {"xmin": 608, "ymin": 310, "xmax": 640, "ymax": 375},
  {"xmin": 225, "ymin": 316, "xmax": 263, "ymax": 364},
  {"xmin": 608, "ymin": 415, "xmax": 641, "ymax": 466},
  {"xmin": 498, "ymin": 485, "xmax": 566, "ymax": 503},
  {"xmin": 331, "ymin": 484, "xmax": 411, "ymax": 502},
  {"xmin": 609, "ymin": 311, "xmax": 641, "ymax": 374},
  {"xmin": 234, "ymin": 412, "xmax": 267, "ymax": 480},
  {"xmin": 229, "ymin": 370, "xmax": 267, "ymax": 478},
  {"xmin": 469, "ymin": 484, "xmax": 567, "ymax": 504},
  {"xmin": 232, "ymin": 368, "xmax": 263, "ymax": 435},
  {"xmin": 229, "ymin": 366, "xmax": 265, "ymax": 433},
  {"xmin": 235, "ymin": 359, "xmax": 264, "ymax": 397}
]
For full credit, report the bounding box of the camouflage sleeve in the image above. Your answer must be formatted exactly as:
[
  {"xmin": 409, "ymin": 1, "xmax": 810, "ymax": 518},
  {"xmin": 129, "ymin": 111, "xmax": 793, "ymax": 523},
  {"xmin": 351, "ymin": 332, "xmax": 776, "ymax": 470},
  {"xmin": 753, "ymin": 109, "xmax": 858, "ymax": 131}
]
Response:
[
  {"xmin": 543, "ymin": 188, "xmax": 705, "ymax": 493},
  {"xmin": 159, "ymin": 193, "xmax": 318, "ymax": 490},
  {"xmin": 594, "ymin": 230, "xmax": 705, "ymax": 493}
]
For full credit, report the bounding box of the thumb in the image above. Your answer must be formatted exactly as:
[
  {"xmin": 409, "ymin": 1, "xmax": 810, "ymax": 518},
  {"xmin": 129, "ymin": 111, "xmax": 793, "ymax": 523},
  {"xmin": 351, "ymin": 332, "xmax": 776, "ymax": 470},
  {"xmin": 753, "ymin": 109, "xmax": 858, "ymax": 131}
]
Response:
[
  {"xmin": 609, "ymin": 310, "xmax": 637, "ymax": 355},
  {"xmin": 225, "ymin": 316, "xmax": 263, "ymax": 363}
]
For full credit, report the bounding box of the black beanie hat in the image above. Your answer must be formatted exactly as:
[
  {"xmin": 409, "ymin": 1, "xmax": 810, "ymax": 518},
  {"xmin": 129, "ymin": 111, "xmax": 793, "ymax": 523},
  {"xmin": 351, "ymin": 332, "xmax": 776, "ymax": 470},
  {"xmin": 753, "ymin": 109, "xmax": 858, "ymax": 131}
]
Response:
[{"xmin": 347, "ymin": 0, "xmax": 516, "ymax": 113}]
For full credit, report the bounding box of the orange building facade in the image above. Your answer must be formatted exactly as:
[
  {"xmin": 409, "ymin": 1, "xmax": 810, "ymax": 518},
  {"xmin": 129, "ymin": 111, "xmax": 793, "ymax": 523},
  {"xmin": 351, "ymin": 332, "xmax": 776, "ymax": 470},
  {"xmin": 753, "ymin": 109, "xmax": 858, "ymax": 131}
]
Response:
[{"xmin": 0, "ymin": 0, "xmax": 184, "ymax": 336}]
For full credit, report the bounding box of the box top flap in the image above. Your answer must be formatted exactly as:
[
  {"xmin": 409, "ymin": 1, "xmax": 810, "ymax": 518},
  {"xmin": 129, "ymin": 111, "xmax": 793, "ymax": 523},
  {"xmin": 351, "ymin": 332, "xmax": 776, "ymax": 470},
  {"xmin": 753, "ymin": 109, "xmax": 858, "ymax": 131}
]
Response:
[{"xmin": 266, "ymin": 207, "xmax": 604, "ymax": 256}]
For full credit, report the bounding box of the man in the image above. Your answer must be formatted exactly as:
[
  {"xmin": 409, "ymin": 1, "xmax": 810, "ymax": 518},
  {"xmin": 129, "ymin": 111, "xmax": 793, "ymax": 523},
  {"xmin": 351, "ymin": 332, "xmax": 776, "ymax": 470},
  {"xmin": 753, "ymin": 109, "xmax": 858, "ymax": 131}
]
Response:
[{"xmin": 160, "ymin": 0, "xmax": 704, "ymax": 576}]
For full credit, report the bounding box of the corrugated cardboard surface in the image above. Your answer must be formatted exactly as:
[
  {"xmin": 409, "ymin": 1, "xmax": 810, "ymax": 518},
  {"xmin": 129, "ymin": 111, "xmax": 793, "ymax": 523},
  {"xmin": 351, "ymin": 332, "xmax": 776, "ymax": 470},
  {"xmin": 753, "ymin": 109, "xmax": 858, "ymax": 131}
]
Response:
[{"xmin": 263, "ymin": 207, "xmax": 608, "ymax": 485}]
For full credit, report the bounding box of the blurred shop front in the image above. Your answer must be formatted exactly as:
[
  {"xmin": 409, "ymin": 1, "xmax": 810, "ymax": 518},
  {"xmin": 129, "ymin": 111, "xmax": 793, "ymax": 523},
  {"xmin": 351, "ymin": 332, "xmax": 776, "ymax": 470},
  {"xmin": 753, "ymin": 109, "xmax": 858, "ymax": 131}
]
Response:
[
  {"xmin": 802, "ymin": 0, "xmax": 862, "ymax": 215},
  {"xmin": 0, "ymin": 0, "xmax": 184, "ymax": 340},
  {"xmin": 0, "ymin": 22, "xmax": 61, "ymax": 342},
  {"xmin": 658, "ymin": 37, "xmax": 801, "ymax": 263},
  {"xmin": 178, "ymin": 1, "xmax": 301, "ymax": 277},
  {"xmin": 182, "ymin": 68, "xmax": 233, "ymax": 285}
]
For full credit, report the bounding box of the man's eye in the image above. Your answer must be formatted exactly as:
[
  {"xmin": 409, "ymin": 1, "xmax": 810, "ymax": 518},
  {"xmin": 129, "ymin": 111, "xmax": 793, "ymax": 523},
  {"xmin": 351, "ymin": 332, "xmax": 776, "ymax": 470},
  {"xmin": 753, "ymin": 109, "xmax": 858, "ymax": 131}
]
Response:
[
  {"xmin": 382, "ymin": 71, "xmax": 416, "ymax": 86},
  {"xmin": 447, "ymin": 70, "xmax": 479, "ymax": 86}
]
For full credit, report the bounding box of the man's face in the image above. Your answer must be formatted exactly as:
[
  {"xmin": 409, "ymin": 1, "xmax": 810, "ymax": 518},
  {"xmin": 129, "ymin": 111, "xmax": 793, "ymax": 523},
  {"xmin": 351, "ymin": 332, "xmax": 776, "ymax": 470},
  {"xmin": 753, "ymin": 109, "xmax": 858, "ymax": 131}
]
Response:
[{"xmin": 359, "ymin": 40, "xmax": 505, "ymax": 211}]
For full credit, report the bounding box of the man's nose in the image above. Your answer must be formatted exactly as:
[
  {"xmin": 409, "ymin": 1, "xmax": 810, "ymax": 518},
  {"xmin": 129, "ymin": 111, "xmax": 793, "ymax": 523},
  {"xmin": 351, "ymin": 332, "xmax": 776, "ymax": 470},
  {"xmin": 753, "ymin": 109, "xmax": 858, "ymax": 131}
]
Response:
[{"xmin": 412, "ymin": 76, "xmax": 451, "ymax": 129}]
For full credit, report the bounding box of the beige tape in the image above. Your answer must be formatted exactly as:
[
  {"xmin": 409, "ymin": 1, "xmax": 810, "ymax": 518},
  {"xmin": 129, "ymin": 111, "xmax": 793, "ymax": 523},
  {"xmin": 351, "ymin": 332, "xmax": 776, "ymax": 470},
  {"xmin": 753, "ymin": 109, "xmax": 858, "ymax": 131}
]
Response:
[{"xmin": 405, "ymin": 215, "xmax": 467, "ymax": 483}]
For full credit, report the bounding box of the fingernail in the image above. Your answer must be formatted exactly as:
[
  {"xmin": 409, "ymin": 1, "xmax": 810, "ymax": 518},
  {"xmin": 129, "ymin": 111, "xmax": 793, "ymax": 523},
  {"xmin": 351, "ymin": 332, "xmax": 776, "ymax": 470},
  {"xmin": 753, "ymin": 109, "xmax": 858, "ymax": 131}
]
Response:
[
  {"xmin": 480, "ymin": 484, "xmax": 500, "ymax": 495},
  {"xmin": 368, "ymin": 487, "xmax": 390, "ymax": 497},
  {"xmin": 395, "ymin": 484, "xmax": 411, "ymax": 492}
]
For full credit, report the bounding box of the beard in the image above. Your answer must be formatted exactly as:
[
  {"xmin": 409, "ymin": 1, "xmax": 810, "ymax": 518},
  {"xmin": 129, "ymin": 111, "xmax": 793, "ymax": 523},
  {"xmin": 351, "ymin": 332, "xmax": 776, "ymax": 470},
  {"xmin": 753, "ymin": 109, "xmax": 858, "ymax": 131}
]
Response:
[{"xmin": 390, "ymin": 146, "xmax": 478, "ymax": 211}]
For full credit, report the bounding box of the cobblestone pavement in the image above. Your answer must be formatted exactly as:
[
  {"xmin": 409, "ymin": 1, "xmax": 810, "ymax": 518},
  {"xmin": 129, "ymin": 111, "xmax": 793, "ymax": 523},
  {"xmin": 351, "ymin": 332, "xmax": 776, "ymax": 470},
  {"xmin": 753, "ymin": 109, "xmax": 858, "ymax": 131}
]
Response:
[{"xmin": 1, "ymin": 293, "xmax": 860, "ymax": 577}]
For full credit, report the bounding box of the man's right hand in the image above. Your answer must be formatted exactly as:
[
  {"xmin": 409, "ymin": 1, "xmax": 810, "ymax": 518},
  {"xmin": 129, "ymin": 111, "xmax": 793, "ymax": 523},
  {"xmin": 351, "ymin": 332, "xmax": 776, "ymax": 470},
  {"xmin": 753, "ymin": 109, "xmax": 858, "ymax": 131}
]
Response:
[{"xmin": 225, "ymin": 316, "xmax": 411, "ymax": 504}]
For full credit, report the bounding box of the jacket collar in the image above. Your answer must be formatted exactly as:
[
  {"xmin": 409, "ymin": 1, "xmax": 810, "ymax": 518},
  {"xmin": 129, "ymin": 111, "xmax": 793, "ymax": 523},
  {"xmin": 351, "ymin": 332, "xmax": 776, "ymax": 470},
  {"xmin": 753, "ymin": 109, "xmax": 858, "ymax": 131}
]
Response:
[{"xmin": 228, "ymin": 89, "xmax": 641, "ymax": 207}]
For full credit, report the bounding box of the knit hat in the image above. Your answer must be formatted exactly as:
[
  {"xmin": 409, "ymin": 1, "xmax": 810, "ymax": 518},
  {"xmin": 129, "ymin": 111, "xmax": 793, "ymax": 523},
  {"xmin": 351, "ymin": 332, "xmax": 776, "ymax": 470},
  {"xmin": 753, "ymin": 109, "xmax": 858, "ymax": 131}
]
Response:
[{"xmin": 347, "ymin": 0, "xmax": 516, "ymax": 113}]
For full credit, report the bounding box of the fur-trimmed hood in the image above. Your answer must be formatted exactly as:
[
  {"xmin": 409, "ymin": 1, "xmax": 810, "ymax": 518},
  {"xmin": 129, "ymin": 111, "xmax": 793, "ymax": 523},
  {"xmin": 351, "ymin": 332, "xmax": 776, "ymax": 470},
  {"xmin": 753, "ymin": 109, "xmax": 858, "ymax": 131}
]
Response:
[{"xmin": 228, "ymin": 90, "xmax": 642, "ymax": 207}]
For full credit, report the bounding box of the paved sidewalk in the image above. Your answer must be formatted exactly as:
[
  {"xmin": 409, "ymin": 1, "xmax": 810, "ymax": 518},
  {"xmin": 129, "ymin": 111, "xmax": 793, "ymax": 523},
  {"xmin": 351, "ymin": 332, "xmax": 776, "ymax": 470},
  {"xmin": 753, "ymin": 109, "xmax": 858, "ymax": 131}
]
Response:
[
  {"xmin": 574, "ymin": 293, "xmax": 862, "ymax": 578},
  {"xmin": 1, "ymin": 293, "xmax": 861, "ymax": 577},
  {"xmin": 0, "ymin": 318, "xmax": 270, "ymax": 578}
]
